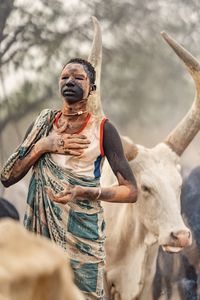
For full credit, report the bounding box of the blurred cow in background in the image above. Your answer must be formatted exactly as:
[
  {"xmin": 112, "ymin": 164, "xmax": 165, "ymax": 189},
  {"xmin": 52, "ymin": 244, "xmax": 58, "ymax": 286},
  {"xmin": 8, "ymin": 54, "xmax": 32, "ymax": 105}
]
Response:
[
  {"xmin": 153, "ymin": 166, "xmax": 200, "ymax": 300},
  {"xmin": 0, "ymin": 219, "xmax": 84, "ymax": 300}
]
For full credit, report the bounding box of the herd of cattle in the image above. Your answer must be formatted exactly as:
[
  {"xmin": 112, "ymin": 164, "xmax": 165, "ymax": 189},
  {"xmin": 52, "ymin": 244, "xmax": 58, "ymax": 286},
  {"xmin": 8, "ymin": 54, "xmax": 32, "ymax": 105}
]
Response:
[{"xmin": 1, "ymin": 20, "xmax": 200, "ymax": 300}]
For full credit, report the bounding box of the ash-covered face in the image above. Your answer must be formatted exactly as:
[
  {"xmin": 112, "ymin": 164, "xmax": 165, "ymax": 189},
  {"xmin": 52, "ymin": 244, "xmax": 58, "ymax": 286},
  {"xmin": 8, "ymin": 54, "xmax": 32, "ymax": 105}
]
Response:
[{"xmin": 59, "ymin": 63, "xmax": 91, "ymax": 104}]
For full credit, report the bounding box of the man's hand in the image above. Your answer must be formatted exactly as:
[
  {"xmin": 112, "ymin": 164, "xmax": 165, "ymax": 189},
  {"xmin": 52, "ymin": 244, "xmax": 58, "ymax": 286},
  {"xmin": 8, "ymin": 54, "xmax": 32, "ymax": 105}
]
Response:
[
  {"xmin": 37, "ymin": 123, "xmax": 90, "ymax": 156},
  {"xmin": 45, "ymin": 184, "xmax": 80, "ymax": 204}
]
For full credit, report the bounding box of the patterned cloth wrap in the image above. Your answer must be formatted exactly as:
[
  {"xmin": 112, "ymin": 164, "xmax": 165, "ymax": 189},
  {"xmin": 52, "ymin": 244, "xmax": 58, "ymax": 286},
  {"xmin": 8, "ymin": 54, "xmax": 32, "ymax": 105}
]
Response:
[{"xmin": 1, "ymin": 109, "xmax": 106, "ymax": 300}]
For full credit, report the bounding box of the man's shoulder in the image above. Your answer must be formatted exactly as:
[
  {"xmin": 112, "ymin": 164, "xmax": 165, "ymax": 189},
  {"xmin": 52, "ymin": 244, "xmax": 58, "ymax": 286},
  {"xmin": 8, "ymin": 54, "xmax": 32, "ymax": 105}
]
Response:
[
  {"xmin": 38, "ymin": 108, "xmax": 59, "ymax": 119},
  {"xmin": 35, "ymin": 108, "xmax": 59, "ymax": 125},
  {"xmin": 103, "ymin": 119, "xmax": 118, "ymax": 133}
]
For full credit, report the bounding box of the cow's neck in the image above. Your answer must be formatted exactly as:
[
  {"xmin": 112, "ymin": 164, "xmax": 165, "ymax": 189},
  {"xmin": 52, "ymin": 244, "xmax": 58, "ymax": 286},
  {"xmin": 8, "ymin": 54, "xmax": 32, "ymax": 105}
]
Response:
[
  {"xmin": 105, "ymin": 203, "xmax": 159, "ymax": 300},
  {"xmin": 118, "ymin": 203, "xmax": 151, "ymax": 248}
]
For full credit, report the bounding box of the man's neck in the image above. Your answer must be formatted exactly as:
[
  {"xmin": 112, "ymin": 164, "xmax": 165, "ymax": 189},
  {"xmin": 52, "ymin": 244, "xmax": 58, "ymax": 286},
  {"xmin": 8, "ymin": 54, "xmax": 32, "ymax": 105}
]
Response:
[{"xmin": 62, "ymin": 99, "xmax": 88, "ymax": 116}]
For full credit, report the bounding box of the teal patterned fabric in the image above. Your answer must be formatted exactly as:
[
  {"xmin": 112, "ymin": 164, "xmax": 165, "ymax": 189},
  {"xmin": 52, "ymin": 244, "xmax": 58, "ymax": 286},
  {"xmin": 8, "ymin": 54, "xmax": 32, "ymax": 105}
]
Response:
[{"xmin": 1, "ymin": 109, "xmax": 106, "ymax": 300}]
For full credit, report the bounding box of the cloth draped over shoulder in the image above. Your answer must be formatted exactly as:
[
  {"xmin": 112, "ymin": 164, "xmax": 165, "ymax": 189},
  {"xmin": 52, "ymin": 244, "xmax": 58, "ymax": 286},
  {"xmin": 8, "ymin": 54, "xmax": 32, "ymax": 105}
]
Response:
[{"xmin": 1, "ymin": 109, "xmax": 106, "ymax": 300}]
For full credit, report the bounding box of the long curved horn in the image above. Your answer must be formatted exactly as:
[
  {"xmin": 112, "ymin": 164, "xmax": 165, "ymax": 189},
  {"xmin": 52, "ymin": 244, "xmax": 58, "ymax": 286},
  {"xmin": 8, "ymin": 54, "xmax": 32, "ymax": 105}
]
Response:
[
  {"xmin": 162, "ymin": 31, "xmax": 200, "ymax": 156},
  {"xmin": 87, "ymin": 16, "xmax": 104, "ymax": 117}
]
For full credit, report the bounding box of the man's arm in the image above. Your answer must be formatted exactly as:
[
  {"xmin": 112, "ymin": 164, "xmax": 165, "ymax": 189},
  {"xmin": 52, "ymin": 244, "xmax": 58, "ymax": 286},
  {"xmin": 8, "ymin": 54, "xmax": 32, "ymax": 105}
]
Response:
[
  {"xmin": 1, "ymin": 122, "xmax": 47, "ymax": 187},
  {"xmin": 1, "ymin": 123, "xmax": 90, "ymax": 188},
  {"xmin": 47, "ymin": 120, "xmax": 138, "ymax": 204},
  {"xmin": 87, "ymin": 120, "xmax": 138, "ymax": 203},
  {"xmin": 99, "ymin": 120, "xmax": 138, "ymax": 203}
]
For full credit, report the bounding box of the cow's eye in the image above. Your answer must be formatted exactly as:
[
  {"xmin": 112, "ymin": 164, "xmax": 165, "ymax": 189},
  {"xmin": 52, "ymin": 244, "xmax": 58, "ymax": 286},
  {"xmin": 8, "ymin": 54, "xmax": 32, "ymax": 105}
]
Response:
[{"xmin": 142, "ymin": 185, "xmax": 151, "ymax": 194}]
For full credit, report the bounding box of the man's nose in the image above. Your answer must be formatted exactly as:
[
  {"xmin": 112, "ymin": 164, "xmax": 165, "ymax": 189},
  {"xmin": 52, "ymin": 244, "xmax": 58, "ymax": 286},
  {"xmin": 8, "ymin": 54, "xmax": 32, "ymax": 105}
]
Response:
[{"xmin": 65, "ymin": 78, "xmax": 75, "ymax": 87}]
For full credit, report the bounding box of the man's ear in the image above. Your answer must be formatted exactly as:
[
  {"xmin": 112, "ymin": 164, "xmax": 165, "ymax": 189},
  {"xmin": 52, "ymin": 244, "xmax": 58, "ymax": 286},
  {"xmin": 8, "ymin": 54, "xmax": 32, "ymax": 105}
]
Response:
[{"xmin": 91, "ymin": 84, "xmax": 96, "ymax": 91}]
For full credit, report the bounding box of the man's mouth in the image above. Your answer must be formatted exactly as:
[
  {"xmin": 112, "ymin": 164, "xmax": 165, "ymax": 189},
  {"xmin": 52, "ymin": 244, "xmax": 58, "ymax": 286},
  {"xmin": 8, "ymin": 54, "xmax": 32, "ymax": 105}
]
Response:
[{"xmin": 63, "ymin": 89, "xmax": 75, "ymax": 96}]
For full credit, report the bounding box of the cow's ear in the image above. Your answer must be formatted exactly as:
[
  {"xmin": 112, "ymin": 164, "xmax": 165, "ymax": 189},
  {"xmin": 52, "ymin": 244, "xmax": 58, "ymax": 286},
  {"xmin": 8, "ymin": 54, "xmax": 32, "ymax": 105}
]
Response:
[{"xmin": 121, "ymin": 135, "xmax": 138, "ymax": 161}]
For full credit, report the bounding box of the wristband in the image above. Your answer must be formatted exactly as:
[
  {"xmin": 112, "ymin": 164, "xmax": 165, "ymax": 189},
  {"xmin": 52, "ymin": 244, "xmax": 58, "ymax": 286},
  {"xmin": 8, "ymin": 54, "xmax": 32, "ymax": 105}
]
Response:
[{"xmin": 96, "ymin": 187, "xmax": 101, "ymax": 200}]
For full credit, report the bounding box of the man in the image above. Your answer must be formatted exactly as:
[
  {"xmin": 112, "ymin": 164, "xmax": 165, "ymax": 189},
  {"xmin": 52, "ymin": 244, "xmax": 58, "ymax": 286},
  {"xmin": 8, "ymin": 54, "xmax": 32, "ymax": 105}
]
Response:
[{"xmin": 1, "ymin": 58, "xmax": 138, "ymax": 300}]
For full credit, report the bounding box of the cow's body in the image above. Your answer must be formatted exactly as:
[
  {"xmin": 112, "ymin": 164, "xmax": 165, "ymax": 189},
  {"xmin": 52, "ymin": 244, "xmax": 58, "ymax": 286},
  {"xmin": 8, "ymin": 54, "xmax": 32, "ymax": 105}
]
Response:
[
  {"xmin": 101, "ymin": 143, "xmax": 191, "ymax": 300},
  {"xmin": 153, "ymin": 166, "xmax": 200, "ymax": 300}
]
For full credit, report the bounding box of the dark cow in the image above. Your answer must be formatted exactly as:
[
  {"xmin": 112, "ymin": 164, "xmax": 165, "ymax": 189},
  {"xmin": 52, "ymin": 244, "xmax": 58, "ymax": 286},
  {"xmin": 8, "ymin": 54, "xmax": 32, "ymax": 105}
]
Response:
[
  {"xmin": 0, "ymin": 197, "xmax": 20, "ymax": 220},
  {"xmin": 153, "ymin": 166, "xmax": 200, "ymax": 300}
]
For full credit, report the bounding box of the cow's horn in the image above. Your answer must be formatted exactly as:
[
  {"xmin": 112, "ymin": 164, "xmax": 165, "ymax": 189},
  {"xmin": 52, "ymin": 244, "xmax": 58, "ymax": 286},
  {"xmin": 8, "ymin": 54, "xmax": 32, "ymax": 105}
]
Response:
[
  {"xmin": 161, "ymin": 31, "xmax": 200, "ymax": 156},
  {"xmin": 87, "ymin": 16, "xmax": 104, "ymax": 117}
]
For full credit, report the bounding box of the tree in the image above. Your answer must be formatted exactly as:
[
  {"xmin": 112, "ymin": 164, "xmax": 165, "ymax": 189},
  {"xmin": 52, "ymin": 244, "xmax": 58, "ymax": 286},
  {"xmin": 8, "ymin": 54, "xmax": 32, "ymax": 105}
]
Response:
[{"xmin": 0, "ymin": 0, "xmax": 91, "ymax": 134}]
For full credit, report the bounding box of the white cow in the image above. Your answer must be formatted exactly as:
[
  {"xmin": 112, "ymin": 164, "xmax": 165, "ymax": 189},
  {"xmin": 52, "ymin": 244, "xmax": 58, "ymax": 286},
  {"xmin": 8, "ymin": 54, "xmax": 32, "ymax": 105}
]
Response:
[{"xmin": 101, "ymin": 33, "xmax": 200, "ymax": 300}]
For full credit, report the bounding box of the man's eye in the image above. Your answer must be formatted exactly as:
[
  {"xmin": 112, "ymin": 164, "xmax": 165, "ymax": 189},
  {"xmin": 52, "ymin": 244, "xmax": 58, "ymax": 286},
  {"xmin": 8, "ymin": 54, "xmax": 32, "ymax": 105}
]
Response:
[
  {"xmin": 75, "ymin": 77, "xmax": 83, "ymax": 80},
  {"xmin": 62, "ymin": 76, "xmax": 69, "ymax": 80}
]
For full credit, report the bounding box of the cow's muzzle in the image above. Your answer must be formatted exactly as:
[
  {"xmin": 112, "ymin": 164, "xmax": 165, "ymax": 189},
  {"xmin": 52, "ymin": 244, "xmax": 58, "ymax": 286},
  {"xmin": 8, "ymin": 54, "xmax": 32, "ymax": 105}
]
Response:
[{"xmin": 162, "ymin": 229, "xmax": 192, "ymax": 253}]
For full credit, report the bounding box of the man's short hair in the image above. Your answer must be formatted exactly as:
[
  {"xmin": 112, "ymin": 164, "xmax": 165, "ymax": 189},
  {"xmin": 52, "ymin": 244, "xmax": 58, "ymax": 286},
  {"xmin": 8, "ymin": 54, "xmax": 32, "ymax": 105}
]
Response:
[{"xmin": 63, "ymin": 58, "xmax": 96, "ymax": 85}]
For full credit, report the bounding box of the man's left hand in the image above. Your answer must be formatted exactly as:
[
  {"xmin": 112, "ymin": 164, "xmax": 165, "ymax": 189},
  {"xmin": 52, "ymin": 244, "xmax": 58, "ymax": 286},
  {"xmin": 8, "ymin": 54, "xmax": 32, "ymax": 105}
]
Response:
[{"xmin": 45, "ymin": 184, "xmax": 79, "ymax": 204}]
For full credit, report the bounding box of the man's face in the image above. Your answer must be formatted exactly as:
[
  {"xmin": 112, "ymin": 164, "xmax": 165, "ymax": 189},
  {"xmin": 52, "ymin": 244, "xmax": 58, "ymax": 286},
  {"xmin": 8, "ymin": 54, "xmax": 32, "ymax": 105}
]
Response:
[{"xmin": 59, "ymin": 63, "xmax": 91, "ymax": 104}]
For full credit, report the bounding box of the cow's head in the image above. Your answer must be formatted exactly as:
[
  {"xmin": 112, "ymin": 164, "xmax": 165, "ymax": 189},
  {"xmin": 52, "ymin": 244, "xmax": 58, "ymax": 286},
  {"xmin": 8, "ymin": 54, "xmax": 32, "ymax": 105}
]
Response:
[
  {"xmin": 127, "ymin": 141, "xmax": 191, "ymax": 252},
  {"xmin": 121, "ymin": 32, "xmax": 200, "ymax": 252}
]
